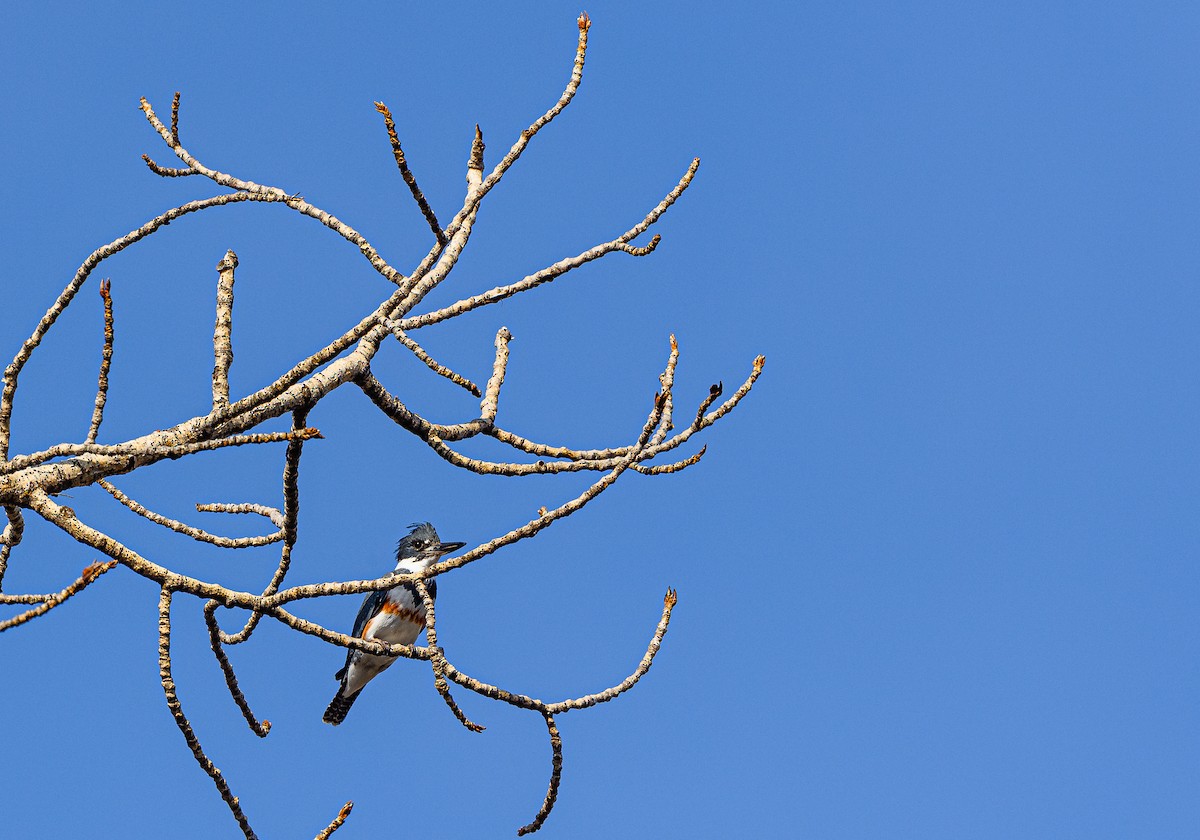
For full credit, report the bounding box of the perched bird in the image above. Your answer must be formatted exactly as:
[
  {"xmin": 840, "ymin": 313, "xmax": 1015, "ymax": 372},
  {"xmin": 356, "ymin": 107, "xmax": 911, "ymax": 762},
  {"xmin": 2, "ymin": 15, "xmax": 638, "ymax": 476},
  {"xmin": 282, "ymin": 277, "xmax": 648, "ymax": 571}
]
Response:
[{"xmin": 323, "ymin": 522, "xmax": 465, "ymax": 725}]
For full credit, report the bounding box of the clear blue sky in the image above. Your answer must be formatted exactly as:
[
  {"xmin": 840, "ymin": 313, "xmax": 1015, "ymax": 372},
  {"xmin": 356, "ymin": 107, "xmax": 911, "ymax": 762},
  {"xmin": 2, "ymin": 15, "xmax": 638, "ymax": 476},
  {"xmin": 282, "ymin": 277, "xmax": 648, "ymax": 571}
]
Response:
[{"xmin": 3, "ymin": 1, "xmax": 1198, "ymax": 838}]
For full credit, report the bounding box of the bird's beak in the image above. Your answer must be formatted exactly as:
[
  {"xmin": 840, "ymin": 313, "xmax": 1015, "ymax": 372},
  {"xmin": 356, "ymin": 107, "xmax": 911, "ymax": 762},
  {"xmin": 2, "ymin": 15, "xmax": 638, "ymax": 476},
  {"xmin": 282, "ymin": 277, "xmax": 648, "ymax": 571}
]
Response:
[{"xmin": 436, "ymin": 541, "xmax": 466, "ymax": 556}]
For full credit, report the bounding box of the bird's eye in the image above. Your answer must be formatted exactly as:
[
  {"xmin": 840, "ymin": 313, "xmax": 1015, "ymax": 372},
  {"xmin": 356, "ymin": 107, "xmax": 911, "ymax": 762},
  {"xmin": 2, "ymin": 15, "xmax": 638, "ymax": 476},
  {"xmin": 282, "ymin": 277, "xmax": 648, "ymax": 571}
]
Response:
[{"xmin": 414, "ymin": 540, "xmax": 427, "ymax": 549}]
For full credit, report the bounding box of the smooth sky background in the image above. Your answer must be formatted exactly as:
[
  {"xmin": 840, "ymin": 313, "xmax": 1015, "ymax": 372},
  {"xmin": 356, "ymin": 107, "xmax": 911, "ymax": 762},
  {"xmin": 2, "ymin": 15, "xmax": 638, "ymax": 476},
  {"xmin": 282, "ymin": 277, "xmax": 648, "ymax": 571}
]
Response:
[{"xmin": 2, "ymin": 1, "xmax": 1198, "ymax": 838}]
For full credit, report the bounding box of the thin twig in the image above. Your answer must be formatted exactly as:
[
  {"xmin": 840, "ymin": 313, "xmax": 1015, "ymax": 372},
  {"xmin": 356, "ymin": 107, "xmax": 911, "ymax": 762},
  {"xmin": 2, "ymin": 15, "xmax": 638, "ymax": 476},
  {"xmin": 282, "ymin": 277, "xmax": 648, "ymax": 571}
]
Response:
[
  {"xmin": 141, "ymin": 154, "xmax": 195, "ymax": 177},
  {"xmin": 140, "ymin": 95, "xmax": 406, "ymax": 286},
  {"xmin": 0, "ymin": 506, "xmax": 24, "ymax": 590},
  {"xmin": 384, "ymin": 321, "xmax": 481, "ymax": 396},
  {"xmin": 480, "ymin": 327, "xmax": 511, "ymax": 425},
  {"xmin": 99, "ymin": 480, "xmax": 284, "ymax": 548},
  {"xmin": 204, "ymin": 600, "xmax": 271, "ymax": 737},
  {"xmin": 221, "ymin": 405, "xmax": 310, "ymax": 645},
  {"xmin": 547, "ymin": 589, "xmax": 678, "ymax": 713},
  {"xmin": 651, "ymin": 335, "xmax": 679, "ymax": 447},
  {"xmin": 374, "ymin": 101, "xmax": 446, "ymax": 246},
  {"xmin": 517, "ymin": 712, "xmax": 563, "ymax": 836},
  {"xmin": 398, "ymin": 158, "xmax": 696, "ymax": 331},
  {"xmin": 0, "ymin": 561, "xmax": 116, "ymax": 628},
  {"xmin": 213, "ymin": 250, "xmax": 238, "ymax": 410},
  {"xmin": 314, "ymin": 802, "xmax": 354, "ymax": 840},
  {"xmin": 414, "ymin": 579, "xmax": 485, "ymax": 732},
  {"xmin": 158, "ymin": 587, "xmax": 259, "ymax": 839},
  {"xmin": 86, "ymin": 279, "xmax": 115, "ymax": 443}
]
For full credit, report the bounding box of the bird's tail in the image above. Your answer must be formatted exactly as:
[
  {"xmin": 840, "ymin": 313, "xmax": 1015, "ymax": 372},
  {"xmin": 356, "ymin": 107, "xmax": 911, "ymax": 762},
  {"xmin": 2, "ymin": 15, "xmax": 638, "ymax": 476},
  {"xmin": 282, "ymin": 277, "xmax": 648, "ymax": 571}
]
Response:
[{"xmin": 323, "ymin": 687, "xmax": 361, "ymax": 725}]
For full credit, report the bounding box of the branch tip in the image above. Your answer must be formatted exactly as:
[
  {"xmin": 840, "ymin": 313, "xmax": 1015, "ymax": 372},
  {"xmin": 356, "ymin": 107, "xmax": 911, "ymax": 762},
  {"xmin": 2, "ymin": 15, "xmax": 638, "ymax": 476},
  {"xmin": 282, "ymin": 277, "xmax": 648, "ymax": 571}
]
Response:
[
  {"xmin": 664, "ymin": 587, "xmax": 678, "ymax": 608},
  {"xmin": 82, "ymin": 560, "xmax": 117, "ymax": 584},
  {"xmin": 315, "ymin": 801, "xmax": 354, "ymax": 840},
  {"xmin": 469, "ymin": 124, "xmax": 486, "ymax": 172},
  {"xmin": 578, "ymin": 11, "xmax": 591, "ymax": 32},
  {"xmin": 753, "ymin": 354, "xmax": 766, "ymax": 372}
]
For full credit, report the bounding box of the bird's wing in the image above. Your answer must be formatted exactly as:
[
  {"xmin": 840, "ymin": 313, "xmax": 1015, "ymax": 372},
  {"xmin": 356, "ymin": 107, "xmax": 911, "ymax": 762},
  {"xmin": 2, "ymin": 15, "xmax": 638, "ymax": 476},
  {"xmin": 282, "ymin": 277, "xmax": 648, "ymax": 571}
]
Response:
[
  {"xmin": 351, "ymin": 589, "xmax": 388, "ymax": 640},
  {"xmin": 334, "ymin": 589, "xmax": 389, "ymax": 681}
]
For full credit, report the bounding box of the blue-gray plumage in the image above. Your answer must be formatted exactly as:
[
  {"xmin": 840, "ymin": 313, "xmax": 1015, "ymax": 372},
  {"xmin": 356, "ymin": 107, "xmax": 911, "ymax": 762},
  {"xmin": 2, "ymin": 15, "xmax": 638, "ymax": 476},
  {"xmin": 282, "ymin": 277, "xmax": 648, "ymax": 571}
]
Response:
[{"xmin": 323, "ymin": 523, "xmax": 464, "ymax": 725}]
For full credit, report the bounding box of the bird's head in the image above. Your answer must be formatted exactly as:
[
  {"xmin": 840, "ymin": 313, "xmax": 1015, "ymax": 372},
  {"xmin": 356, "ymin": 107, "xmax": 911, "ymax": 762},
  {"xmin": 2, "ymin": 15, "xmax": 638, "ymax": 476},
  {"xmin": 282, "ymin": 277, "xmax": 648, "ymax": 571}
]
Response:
[{"xmin": 395, "ymin": 522, "xmax": 465, "ymax": 571}]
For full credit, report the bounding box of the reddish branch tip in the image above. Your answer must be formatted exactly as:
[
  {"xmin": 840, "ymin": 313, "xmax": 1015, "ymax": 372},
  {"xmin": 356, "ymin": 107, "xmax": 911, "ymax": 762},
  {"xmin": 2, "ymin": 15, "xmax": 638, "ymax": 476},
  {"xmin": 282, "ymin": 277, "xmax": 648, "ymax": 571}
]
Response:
[
  {"xmin": 81, "ymin": 560, "xmax": 117, "ymax": 584},
  {"xmin": 669, "ymin": 334, "xmax": 677, "ymax": 352},
  {"xmin": 260, "ymin": 719, "xmax": 272, "ymax": 734},
  {"xmin": 578, "ymin": 11, "xmax": 591, "ymax": 32},
  {"xmin": 753, "ymin": 355, "xmax": 766, "ymax": 372},
  {"xmin": 664, "ymin": 588, "xmax": 678, "ymax": 608},
  {"xmin": 99, "ymin": 279, "xmax": 111, "ymax": 301},
  {"xmin": 373, "ymin": 101, "xmax": 389, "ymax": 115},
  {"xmin": 299, "ymin": 427, "xmax": 325, "ymax": 440}
]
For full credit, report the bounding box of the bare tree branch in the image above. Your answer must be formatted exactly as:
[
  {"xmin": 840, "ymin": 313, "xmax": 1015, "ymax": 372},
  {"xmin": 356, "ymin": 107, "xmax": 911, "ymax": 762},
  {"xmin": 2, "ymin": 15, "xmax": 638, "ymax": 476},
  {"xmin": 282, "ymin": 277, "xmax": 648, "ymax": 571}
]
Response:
[
  {"xmin": 85, "ymin": 279, "xmax": 115, "ymax": 444},
  {"xmin": 0, "ymin": 505, "xmax": 24, "ymax": 590},
  {"xmin": 374, "ymin": 101, "xmax": 447, "ymax": 246},
  {"xmin": 313, "ymin": 801, "xmax": 354, "ymax": 840},
  {"xmin": 384, "ymin": 321, "xmax": 481, "ymax": 396},
  {"xmin": 99, "ymin": 480, "xmax": 285, "ymax": 548},
  {"xmin": 0, "ymin": 13, "xmax": 763, "ymax": 836},
  {"xmin": 0, "ymin": 561, "xmax": 116, "ymax": 627},
  {"xmin": 204, "ymin": 599, "xmax": 271, "ymax": 737},
  {"xmin": 518, "ymin": 712, "xmax": 563, "ymax": 836},
  {"xmin": 220, "ymin": 405, "xmax": 311, "ymax": 645},
  {"xmin": 157, "ymin": 587, "xmax": 258, "ymax": 839},
  {"xmin": 212, "ymin": 250, "xmax": 238, "ymax": 410}
]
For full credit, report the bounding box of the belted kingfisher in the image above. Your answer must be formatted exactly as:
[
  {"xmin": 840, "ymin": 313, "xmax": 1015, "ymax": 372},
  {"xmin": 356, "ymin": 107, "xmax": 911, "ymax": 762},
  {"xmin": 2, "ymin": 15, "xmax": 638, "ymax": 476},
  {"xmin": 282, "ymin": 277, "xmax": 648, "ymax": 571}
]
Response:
[{"xmin": 323, "ymin": 522, "xmax": 465, "ymax": 725}]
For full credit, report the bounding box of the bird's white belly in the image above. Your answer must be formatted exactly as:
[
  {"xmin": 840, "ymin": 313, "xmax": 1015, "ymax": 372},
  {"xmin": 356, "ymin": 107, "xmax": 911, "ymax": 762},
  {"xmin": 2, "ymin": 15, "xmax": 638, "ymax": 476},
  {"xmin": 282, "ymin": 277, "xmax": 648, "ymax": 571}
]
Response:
[
  {"xmin": 364, "ymin": 608, "xmax": 424, "ymax": 646},
  {"xmin": 342, "ymin": 605, "xmax": 426, "ymax": 696}
]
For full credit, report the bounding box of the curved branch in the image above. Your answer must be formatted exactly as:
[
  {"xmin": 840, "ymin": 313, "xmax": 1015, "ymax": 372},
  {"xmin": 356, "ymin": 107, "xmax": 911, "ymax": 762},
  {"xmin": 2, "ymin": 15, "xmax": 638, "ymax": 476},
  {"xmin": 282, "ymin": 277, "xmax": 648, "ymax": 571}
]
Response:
[
  {"xmin": 517, "ymin": 712, "xmax": 563, "ymax": 836},
  {"xmin": 547, "ymin": 589, "xmax": 678, "ymax": 714},
  {"xmin": 0, "ymin": 505, "xmax": 24, "ymax": 589},
  {"xmin": 204, "ymin": 600, "xmax": 271, "ymax": 737},
  {"xmin": 414, "ymin": 579, "xmax": 485, "ymax": 733},
  {"xmin": 399, "ymin": 158, "xmax": 697, "ymax": 331},
  {"xmin": 99, "ymin": 480, "xmax": 284, "ymax": 548},
  {"xmin": 157, "ymin": 587, "xmax": 258, "ymax": 839},
  {"xmin": 221, "ymin": 405, "xmax": 311, "ymax": 645},
  {"xmin": 140, "ymin": 95, "xmax": 406, "ymax": 286}
]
